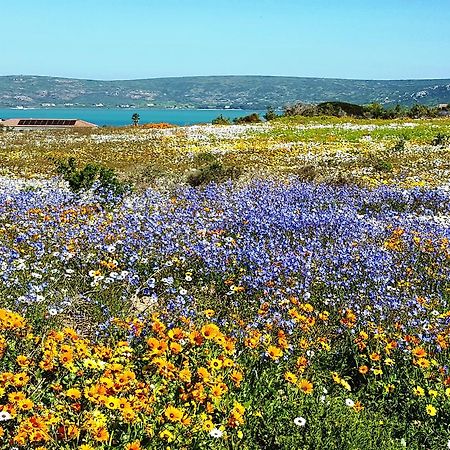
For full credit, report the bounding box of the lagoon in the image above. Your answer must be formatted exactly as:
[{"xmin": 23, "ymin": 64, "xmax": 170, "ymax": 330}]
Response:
[{"xmin": 0, "ymin": 107, "xmax": 265, "ymax": 127}]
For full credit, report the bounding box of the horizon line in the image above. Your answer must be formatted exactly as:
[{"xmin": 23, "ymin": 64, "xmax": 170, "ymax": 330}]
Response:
[{"xmin": 2, "ymin": 74, "xmax": 450, "ymax": 83}]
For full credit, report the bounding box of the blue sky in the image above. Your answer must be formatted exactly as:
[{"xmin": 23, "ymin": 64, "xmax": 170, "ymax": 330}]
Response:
[{"xmin": 1, "ymin": 0, "xmax": 449, "ymax": 80}]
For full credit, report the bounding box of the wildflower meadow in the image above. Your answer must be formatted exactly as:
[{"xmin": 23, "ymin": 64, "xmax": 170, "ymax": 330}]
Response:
[{"xmin": 1, "ymin": 117, "xmax": 450, "ymax": 449}]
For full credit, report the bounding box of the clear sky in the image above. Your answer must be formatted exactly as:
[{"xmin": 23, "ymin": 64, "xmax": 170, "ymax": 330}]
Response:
[{"xmin": 1, "ymin": 0, "xmax": 449, "ymax": 80}]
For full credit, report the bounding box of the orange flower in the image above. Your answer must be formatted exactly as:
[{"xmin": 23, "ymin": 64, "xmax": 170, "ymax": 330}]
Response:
[
  {"xmin": 230, "ymin": 370, "xmax": 243, "ymax": 386},
  {"xmin": 93, "ymin": 427, "xmax": 109, "ymax": 442},
  {"xmin": 198, "ymin": 367, "xmax": 211, "ymax": 382},
  {"xmin": 125, "ymin": 441, "xmax": 142, "ymax": 450},
  {"xmin": 201, "ymin": 324, "xmax": 220, "ymax": 340},
  {"xmin": 353, "ymin": 401, "xmax": 364, "ymax": 412},
  {"xmin": 298, "ymin": 379, "xmax": 314, "ymax": 394},
  {"xmin": 412, "ymin": 347, "xmax": 427, "ymax": 359},
  {"xmin": 359, "ymin": 365, "xmax": 369, "ymax": 375},
  {"xmin": 18, "ymin": 398, "xmax": 34, "ymax": 411}
]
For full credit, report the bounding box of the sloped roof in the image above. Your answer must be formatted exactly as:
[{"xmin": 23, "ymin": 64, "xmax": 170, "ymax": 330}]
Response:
[{"xmin": 0, "ymin": 118, "xmax": 97, "ymax": 127}]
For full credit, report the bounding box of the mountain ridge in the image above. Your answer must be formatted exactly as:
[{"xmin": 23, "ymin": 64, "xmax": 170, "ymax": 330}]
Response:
[{"xmin": 1, "ymin": 75, "xmax": 449, "ymax": 109}]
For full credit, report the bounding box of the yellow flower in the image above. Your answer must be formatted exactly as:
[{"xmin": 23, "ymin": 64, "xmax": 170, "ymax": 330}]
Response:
[
  {"xmin": 202, "ymin": 420, "xmax": 214, "ymax": 432},
  {"xmin": 209, "ymin": 358, "xmax": 223, "ymax": 370},
  {"xmin": 201, "ymin": 323, "xmax": 220, "ymax": 339},
  {"xmin": 66, "ymin": 388, "xmax": 82, "ymax": 400},
  {"xmin": 159, "ymin": 429, "xmax": 174, "ymax": 442},
  {"xmin": 413, "ymin": 386, "xmax": 425, "ymax": 396},
  {"xmin": 18, "ymin": 398, "xmax": 34, "ymax": 410},
  {"xmin": 426, "ymin": 404, "xmax": 437, "ymax": 416},
  {"xmin": 267, "ymin": 345, "xmax": 283, "ymax": 360},
  {"xmin": 428, "ymin": 389, "xmax": 438, "ymax": 398},
  {"xmin": 284, "ymin": 371, "xmax": 298, "ymax": 384},
  {"xmin": 164, "ymin": 406, "xmax": 183, "ymax": 422},
  {"xmin": 331, "ymin": 372, "xmax": 341, "ymax": 383},
  {"xmin": 105, "ymin": 396, "xmax": 120, "ymax": 410}
]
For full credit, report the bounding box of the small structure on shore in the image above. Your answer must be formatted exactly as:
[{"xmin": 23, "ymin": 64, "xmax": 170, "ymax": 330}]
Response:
[{"xmin": 0, "ymin": 118, "xmax": 98, "ymax": 130}]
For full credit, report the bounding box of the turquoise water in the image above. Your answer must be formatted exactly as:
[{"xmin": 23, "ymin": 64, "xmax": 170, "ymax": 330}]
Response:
[{"xmin": 0, "ymin": 108, "xmax": 265, "ymax": 126}]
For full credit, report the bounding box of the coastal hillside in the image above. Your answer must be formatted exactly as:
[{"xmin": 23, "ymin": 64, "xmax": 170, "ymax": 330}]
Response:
[{"xmin": 1, "ymin": 75, "xmax": 450, "ymax": 109}]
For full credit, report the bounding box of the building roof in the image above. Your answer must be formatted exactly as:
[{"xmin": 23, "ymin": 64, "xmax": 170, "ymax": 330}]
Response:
[{"xmin": 0, "ymin": 118, "xmax": 98, "ymax": 128}]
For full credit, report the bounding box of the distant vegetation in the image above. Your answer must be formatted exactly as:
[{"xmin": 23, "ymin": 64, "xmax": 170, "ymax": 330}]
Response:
[
  {"xmin": 284, "ymin": 101, "xmax": 449, "ymax": 119},
  {"xmin": 214, "ymin": 102, "xmax": 449, "ymax": 125}
]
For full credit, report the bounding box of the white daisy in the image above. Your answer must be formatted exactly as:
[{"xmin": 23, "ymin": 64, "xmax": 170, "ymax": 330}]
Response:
[
  {"xmin": 294, "ymin": 416, "xmax": 306, "ymax": 427},
  {"xmin": 345, "ymin": 398, "xmax": 355, "ymax": 407},
  {"xmin": 209, "ymin": 427, "xmax": 223, "ymax": 438},
  {"xmin": 0, "ymin": 410, "xmax": 11, "ymax": 421}
]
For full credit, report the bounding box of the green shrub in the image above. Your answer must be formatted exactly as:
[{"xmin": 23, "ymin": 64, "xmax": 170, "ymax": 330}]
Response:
[
  {"xmin": 391, "ymin": 138, "xmax": 407, "ymax": 152},
  {"xmin": 294, "ymin": 164, "xmax": 318, "ymax": 181},
  {"xmin": 372, "ymin": 158, "xmax": 393, "ymax": 173},
  {"xmin": 431, "ymin": 133, "xmax": 450, "ymax": 147},
  {"xmin": 233, "ymin": 113, "xmax": 262, "ymax": 124},
  {"xmin": 212, "ymin": 114, "xmax": 232, "ymax": 125},
  {"xmin": 186, "ymin": 152, "xmax": 241, "ymax": 187},
  {"xmin": 264, "ymin": 106, "xmax": 279, "ymax": 121},
  {"xmin": 55, "ymin": 157, "xmax": 129, "ymax": 196}
]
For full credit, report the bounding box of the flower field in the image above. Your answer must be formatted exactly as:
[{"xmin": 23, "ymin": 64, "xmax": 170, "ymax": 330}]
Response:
[
  {"xmin": 1, "ymin": 117, "xmax": 450, "ymax": 188},
  {"xmin": 1, "ymin": 118, "xmax": 450, "ymax": 449}
]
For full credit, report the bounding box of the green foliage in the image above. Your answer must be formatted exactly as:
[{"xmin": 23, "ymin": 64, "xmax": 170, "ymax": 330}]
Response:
[
  {"xmin": 409, "ymin": 104, "xmax": 438, "ymax": 119},
  {"xmin": 233, "ymin": 113, "xmax": 262, "ymax": 124},
  {"xmin": 372, "ymin": 158, "xmax": 393, "ymax": 173},
  {"xmin": 284, "ymin": 101, "xmax": 442, "ymax": 120},
  {"xmin": 186, "ymin": 152, "xmax": 241, "ymax": 187},
  {"xmin": 132, "ymin": 113, "xmax": 140, "ymax": 126},
  {"xmin": 212, "ymin": 114, "xmax": 232, "ymax": 125},
  {"xmin": 391, "ymin": 137, "xmax": 407, "ymax": 152},
  {"xmin": 264, "ymin": 106, "xmax": 279, "ymax": 121},
  {"xmin": 431, "ymin": 132, "xmax": 450, "ymax": 146},
  {"xmin": 55, "ymin": 157, "xmax": 129, "ymax": 196}
]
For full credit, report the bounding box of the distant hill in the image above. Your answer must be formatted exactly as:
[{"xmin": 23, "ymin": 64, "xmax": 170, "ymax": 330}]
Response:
[{"xmin": 0, "ymin": 75, "xmax": 449, "ymax": 109}]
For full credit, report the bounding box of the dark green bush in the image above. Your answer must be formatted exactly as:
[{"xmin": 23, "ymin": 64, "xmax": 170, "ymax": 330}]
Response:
[
  {"xmin": 431, "ymin": 133, "xmax": 450, "ymax": 147},
  {"xmin": 294, "ymin": 164, "xmax": 318, "ymax": 181},
  {"xmin": 264, "ymin": 106, "xmax": 279, "ymax": 121},
  {"xmin": 391, "ymin": 138, "xmax": 407, "ymax": 152},
  {"xmin": 372, "ymin": 158, "xmax": 393, "ymax": 173},
  {"xmin": 233, "ymin": 113, "xmax": 262, "ymax": 124},
  {"xmin": 185, "ymin": 152, "xmax": 241, "ymax": 187},
  {"xmin": 212, "ymin": 114, "xmax": 232, "ymax": 125},
  {"xmin": 55, "ymin": 157, "xmax": 129, "ymax": 196}
]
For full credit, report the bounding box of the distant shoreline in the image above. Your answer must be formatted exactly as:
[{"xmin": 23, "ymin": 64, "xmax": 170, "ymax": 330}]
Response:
[{"xmin": 0, "ymin": 107, "xmax": 267, "ymax": 126}]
